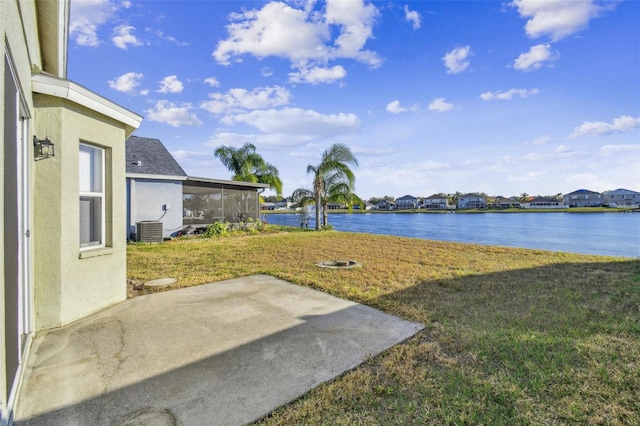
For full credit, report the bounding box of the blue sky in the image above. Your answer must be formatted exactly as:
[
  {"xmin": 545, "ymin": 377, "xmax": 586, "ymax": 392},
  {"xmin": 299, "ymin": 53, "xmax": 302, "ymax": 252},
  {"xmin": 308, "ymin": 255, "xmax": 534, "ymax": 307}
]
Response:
[{"xmin": 68, "ymin": 0, "xmax": 640, "ymax": 199}]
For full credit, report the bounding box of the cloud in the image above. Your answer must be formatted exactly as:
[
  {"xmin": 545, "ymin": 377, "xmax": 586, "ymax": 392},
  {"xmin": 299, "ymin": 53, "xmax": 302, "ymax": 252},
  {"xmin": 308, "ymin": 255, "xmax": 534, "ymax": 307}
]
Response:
[
  {"xmin": 404, "ymin": 5, "xmax": 421, "ymax": 29},
  {"xmin": 157, "ymin": 75, "xmax": 184, "ymax": 94},
  {"xmin": 145, "ymin": 100, "xmax": 202, "ymax": 127},
  {"xmin": 511, "ymin": 0, "xmax": 614, "ymax": 41},
  {"xmin": 201, "ymin": 86, "xmax": 291, "ymax": 115},
  {"xmin": 569, "ymin": 115, "xmax": 640, "ymax": 139},
  {"xmin": 386, "ymin": 100, "xmax": 406, "ymax": 114},
  {"xmin": 223, "ymin": 108, "xmax": 360, "ymax": 139},
  {"xmin": 213, "ymin": 0, "xmax": 381, "ymax": 84},
  {"xmin": 107, "ymin": 72, "xmax": 144, "ymax": 93},
  {"xmin": 555, "ymin": 144, "xmax": 571, "ymax": 153},
  {"xmin": 428, "ymin": 98, "xmax": 454, "ymax": 112},
  {"xmin": 513, "ymin": 43, "xmax": 558, "ymax": 71},
  {"xmin": 289, "ymin": 65, "xmax": 347, "ymax": 84},
  {"xmin": 112, "ymin": 24, "xmax": 143, "ymax": 49},
  {"xmin": 442, "ymin": 45, "xmax": 471, "ymax": 74},
  {"xmin": 352, "ymin": 146, "xmax": 396, "ymax": 156},
  {"xmin": 69, "ymin": 0, "xmax": 117, "ymax": 46},
  {"xmin": 480, "ymin": 88, "xmax": 539, "ymax": 100},
  {"xmin": 598, "ymin": 144, "xmax": 640, "ymax": 155},
  {"xmin": 386, "ymin": 100, "xmax": 418, "ymax": 114},
  {"xmin": 529, "ymin": 135, "xmax": 553, "ymax": 145},
  {"xmin": 155, "ymin": 30, "xmax": 189, "ymax": 46},
  {"xmin": 204, "ymin": 77, "xmax": 220, "ymax": 87}
]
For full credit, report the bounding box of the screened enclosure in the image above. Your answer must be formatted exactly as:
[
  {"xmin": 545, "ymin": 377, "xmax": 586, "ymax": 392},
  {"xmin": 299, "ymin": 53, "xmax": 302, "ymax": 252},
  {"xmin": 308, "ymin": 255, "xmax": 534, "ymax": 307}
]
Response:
[{"xmin": 182, "ymin": 178, "xmax": 267, "ymax": 225}]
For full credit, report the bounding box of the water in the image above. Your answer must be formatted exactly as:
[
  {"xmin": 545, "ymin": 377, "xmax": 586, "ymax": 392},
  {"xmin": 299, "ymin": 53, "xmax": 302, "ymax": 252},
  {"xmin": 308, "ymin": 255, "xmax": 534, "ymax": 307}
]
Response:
[{"xmin": 263, "ymin": 211, "xmax": 640, "ymax": 258}]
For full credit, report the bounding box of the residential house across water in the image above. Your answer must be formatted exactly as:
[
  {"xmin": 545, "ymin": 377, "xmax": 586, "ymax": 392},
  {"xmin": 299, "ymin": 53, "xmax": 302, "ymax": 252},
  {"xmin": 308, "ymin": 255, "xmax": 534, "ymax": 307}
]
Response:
[
  {"xmin": 563, "ymin": 189, "xmax": 604, "ymax": 207},
  {"xmin": 602, "ymin": 188, "xmax": 640, "ymax": 207},
  {"xmin": 457, "ymin": 193, "xmax": 487, "ymax": 209},
  {"xmin": 423, "ymin": 194, "xmax": 451, "ymax": 209}
]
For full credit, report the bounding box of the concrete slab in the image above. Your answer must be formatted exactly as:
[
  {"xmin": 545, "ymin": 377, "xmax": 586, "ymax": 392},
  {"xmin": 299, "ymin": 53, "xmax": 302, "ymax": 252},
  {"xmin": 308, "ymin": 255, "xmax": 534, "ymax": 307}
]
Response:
[{"xmin": 15, "ymin": 275, "xmax": 423, "ymax": 426}]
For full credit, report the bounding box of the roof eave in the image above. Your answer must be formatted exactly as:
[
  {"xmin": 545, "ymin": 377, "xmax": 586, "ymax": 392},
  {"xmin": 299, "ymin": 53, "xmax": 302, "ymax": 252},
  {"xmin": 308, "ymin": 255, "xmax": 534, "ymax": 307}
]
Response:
[{"xmin": 32, "ymin": 73, "xmax": 143, "ymax": 135}]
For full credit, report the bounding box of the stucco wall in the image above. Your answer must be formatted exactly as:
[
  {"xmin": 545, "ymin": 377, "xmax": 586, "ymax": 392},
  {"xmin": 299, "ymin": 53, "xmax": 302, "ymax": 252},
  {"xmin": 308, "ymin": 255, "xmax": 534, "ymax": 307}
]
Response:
[
  {"xmin": 127, "ymin": 178, "xmax": 184, "ymax": 239},
  {"xmin": 33, "ymin": 95, "xmax": 128, "ymax": 330},
  {"xmin": 1, "ymin": 0, "xmax": 41, "ymax": 416}
]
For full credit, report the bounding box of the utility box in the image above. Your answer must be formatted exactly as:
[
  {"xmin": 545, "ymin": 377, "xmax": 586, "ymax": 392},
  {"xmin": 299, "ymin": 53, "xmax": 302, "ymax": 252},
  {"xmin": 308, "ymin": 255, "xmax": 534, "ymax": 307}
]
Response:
[{"xmin": 136, "ymin": 221, "xmax": 163, "ymax": 243}]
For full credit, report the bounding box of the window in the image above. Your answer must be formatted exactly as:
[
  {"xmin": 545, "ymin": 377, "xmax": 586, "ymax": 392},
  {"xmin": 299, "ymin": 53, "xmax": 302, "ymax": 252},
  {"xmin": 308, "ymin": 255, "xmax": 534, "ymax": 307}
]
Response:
[{"xmin": 79, "ymin": 144, "xmax": 104, "ymax": 248}]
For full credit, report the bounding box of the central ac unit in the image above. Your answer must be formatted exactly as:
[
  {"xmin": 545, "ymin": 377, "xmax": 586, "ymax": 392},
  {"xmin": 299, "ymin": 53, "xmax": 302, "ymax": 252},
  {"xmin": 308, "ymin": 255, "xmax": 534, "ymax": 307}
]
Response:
[{"xmin": 137, "ymin": 220, "xmax": 163, "ymax": 243}]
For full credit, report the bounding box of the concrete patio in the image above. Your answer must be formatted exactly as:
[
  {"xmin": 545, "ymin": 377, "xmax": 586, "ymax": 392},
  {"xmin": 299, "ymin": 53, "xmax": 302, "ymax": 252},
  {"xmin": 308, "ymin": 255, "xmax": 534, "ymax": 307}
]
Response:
[{"xmin": 15, "ymin": 275, "xmax": 423, "ymax": 425}]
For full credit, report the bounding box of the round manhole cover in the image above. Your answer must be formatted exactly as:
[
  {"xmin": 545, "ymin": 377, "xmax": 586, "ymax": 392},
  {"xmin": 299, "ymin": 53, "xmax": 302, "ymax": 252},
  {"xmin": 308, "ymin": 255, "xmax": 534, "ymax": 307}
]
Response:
[
  {"xmin": 315, "ymin": 260, "xmax": 362, "ymax": 269},
  {"xmin": 144, "ymin": 277, "xmax": 177, "ymax": 288}
]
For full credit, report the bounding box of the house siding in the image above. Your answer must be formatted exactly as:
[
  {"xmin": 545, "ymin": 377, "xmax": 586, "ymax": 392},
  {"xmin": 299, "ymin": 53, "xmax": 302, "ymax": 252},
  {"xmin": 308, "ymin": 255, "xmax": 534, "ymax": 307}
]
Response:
[
  {"xmin": 127, "ymin": 178, "xmax": 184, "ymax": 239},
  {"xmin": 1, "ymin": 0, "xmax": 42, "ymax": 420},
  {"xmin": 32, "ymin": 94, "xmax": 131, "ymax": 329}
]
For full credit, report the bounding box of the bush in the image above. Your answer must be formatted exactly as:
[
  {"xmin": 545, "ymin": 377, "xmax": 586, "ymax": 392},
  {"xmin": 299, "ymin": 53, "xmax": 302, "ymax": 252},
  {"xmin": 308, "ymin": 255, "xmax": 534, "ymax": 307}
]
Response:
[{"xmin": 204, "ymin": 221, "xmax": 228, "ymax": 238}]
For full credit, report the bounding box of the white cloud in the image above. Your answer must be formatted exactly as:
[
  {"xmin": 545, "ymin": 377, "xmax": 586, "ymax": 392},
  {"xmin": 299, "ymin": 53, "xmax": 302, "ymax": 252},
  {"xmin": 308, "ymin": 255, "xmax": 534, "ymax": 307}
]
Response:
[
  {"xmin": 157, "ymin": 75, "xmax": 184, "ymax": 94},
  {"xmin": 511, "ymin": 0, "xmax": 614, "ymax": 41},
  {"xmin": 386, "ymin": 100, "xmax": 418, "ymax": 114},
  {"xmin": 386, "ymin": 100, "xmax": 406, "ymax": 114},
  {"xmin": 428, "ymin": 98, "xmax": 454, "ymax": 112},
  {"xmin": 107, "ymin": 72, "xmax": 144, "ymax": 93},
  {"xmin": 569, "ymin": 115, "xmax": 640, "ymax": 139},
  {"xmin": 513, "ymin": 43, "xmax": 558, "ymax": 71},
  {"xmin": 480, "ymin": 88, "xmax": 539, "ymax": 100},
  {"xmin": 155, "ymin": 30, "xmax": 189, "ymax": 46},
  {"xmin": 201, "ymin": 86, "xmax": 291, "ymax": 115},
  {"xmin": 442, "ymin": 45, "xmax": 471, "ymax": 74},
  {"xmin": 555, "ymin": 144, "xmax": 571, "ymax": 153},
  {"xmin": 530, "ymin": 135, "xmax": 553, "ymax": 145},
  {"xmin": 112, "ymin": 24, "xmax": 143, "ymax": 49},
  {"xmin": 404, "ymin": 5, "xmax": 421, "ymax": 30},
  {"xmin": 69, "ymin": 0, "xmax": 117, "ymax": 46},
  {"xmin": 204, "ymin": 77, "xmax": 220, "ymax": 87},
  {"xmin": 145, "ymin": 101, "xmax": 202, "ymax": 127},
  {"xmin": 415, "ymin": 160, "xmax": 450, "ymax": 170},
  {"xmin": 213, "ymin": 0, "xmax": 381, "ymax": 84},
  {"xmin": 223, "ymin": 107, "xmax": 360, "ymax": 139},
  {"xmin": 289, "ymin": 65, "xmax": 347, "ymax": 84},
  {"xmin": 598, "ymin": 144, "xmax": 640, "ymax": 155},
  {"xmin": 352, "ymin": 146, "xmax": 396, "ymax": 156}
]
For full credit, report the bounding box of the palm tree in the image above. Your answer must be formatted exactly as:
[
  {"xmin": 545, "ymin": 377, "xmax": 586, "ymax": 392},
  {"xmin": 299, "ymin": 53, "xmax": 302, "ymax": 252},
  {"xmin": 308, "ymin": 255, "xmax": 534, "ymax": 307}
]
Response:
[
  {"xmin": 214, "ymin": 143, "xmax": 283, "ymax": 196},
  {"xmin": 318, "ymin": 171, "xmax": 363, "ymax": 226},
  {"xmin": 294, "ymin": 143, "xmax": 358, "ymax": 230}
]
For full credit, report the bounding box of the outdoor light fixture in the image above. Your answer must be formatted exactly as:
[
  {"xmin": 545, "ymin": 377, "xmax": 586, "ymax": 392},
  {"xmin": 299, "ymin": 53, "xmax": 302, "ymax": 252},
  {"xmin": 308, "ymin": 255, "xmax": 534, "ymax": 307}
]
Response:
[{"xmin": 34, "ymin": 136, "xmax": 55, "ymax": 161}]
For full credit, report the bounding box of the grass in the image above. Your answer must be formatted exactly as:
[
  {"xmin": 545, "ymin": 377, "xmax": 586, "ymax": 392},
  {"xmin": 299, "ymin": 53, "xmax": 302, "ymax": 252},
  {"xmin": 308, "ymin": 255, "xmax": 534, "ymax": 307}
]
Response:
[{"xmin": 127, "ymin": 228, "xmax": 640, "ymax": 425}]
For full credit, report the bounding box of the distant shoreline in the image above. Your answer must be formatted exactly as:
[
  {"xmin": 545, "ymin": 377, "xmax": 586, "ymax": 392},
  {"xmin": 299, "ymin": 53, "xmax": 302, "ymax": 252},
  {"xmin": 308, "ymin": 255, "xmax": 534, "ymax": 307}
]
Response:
[{"xmin": 263, "ymin": 207, "xmax": 639, "ymax": 215}]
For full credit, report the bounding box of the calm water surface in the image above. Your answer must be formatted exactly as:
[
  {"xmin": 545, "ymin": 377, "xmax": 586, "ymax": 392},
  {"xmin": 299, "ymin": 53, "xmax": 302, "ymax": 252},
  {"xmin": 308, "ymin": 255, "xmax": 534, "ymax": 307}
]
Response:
[{"xmin": 264, "ymin": 212, "xmax": 640, "ymax": 258}]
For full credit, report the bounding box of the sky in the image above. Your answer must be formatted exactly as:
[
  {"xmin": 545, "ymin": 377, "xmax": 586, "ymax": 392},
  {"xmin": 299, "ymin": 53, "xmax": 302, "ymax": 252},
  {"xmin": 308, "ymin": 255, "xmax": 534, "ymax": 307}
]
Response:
[{"xmin": 67, "ymin": 0, "xmax": 640, "ymax": 200}]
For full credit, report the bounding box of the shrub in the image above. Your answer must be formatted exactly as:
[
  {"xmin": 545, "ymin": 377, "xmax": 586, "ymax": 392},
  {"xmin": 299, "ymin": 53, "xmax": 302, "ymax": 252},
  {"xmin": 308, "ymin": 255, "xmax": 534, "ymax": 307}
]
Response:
[{"xmin": 204, "ymin": 221, "xmax": 228, "ymax": 238}]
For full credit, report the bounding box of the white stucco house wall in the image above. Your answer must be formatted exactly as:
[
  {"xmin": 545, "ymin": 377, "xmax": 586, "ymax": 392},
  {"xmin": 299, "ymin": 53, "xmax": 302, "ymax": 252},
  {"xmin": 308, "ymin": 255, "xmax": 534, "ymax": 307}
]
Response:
[{"xmin": 126, "ymin": 136, "xmax": 187, "ymax": 240}]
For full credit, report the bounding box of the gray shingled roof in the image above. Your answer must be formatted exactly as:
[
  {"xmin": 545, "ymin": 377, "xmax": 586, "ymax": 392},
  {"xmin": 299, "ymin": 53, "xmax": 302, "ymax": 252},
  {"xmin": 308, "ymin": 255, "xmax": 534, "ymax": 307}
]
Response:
[{"xmin": 126, "ymin": 136, "xmax": 187, "ymax": 177}]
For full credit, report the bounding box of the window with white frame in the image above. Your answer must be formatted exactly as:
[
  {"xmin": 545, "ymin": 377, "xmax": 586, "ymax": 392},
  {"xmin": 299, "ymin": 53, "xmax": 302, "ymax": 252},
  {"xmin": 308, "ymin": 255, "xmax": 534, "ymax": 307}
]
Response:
[{"xmin": 79, "ymin": 144, "xmax": 105, "ymax": 248}]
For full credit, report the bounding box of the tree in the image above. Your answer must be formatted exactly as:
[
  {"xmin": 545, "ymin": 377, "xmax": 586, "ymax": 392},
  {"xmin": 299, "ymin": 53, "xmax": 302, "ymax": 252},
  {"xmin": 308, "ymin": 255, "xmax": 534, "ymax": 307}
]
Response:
[
  {"xmin": 214, "ymin": 143, "xmax": 283, "ymax": 196},
  {"xmin": 518, "ymin": 192, "xmax": 529, "ymax": 203},
  {"xmin": 293, "ymin": 143, "xmax": 359, "ymax": 230}
]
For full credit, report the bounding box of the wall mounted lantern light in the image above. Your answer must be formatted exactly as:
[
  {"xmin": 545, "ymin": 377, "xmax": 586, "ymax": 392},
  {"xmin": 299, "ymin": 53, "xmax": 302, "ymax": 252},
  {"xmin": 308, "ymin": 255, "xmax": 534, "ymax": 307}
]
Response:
[{"xmin": 34, "ymin": 136, "xmax": 55, "ymax": 161}]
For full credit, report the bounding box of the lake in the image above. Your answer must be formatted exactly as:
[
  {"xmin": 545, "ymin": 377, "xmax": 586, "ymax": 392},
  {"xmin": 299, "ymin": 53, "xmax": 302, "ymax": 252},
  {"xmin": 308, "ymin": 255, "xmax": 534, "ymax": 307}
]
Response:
[{"xmin": 263, "ymin": 211, "xmax": 640, "ymax": 258}]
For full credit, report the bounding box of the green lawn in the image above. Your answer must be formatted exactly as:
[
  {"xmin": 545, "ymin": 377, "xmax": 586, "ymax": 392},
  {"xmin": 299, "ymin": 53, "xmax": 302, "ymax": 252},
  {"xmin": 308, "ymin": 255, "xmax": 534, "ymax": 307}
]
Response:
[{"xmin": 128, "ymin": 229, "xmax": 639, "ymax": 425}]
